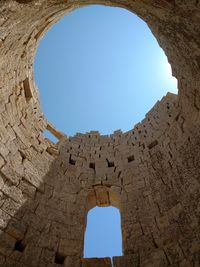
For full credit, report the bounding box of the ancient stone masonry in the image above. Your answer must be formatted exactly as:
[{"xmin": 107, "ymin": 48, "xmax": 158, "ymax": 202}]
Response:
[{"xmin": 0, "ymin": 0, "xmax": 200, "ymax": 266}]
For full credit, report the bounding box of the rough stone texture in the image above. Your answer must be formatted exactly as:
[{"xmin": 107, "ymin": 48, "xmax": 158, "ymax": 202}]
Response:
[
  {"xmin": 0, "ymin": 0, "xmax": 200, "ymax": 266},
  {"xmin": 81, "ymin": 257, "xmax": 112, "ymax": 266}
]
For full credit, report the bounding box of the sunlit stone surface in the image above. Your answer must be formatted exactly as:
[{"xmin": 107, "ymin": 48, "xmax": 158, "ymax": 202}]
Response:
[{"xmin": 0, "ymin": 1, "xmax": 199, "ymax": 266}]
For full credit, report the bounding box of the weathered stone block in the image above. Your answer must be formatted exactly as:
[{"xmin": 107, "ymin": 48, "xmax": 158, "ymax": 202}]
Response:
[
  {"xmin": 113, "ymin": 254, "xmax": 139, "ymax": 267},
  {"xmin": 81, "ymin": 257, "xmax": 112, "ymax": 267}
]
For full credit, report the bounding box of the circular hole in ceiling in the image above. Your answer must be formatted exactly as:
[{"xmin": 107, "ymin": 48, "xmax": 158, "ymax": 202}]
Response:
[{"xmin": 34, "ymin": 5, "xmax": 177, "ymax": 138}]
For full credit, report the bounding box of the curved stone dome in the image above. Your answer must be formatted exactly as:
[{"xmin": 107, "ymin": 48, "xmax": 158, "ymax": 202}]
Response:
[{"xmin": 0, "ymin": 1, "xmax": 199, "ymax": 266}]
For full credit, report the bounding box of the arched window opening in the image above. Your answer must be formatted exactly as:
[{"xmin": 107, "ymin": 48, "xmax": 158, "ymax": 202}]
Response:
[{"xmin": 84, "ymin": 206, "xmax": 122, "ymax": 259}]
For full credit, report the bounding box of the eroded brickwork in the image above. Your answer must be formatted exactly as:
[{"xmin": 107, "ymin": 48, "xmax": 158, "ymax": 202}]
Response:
[{"xmin": 0, "ymin": 0, "xmax": 199, "ymax": 266}]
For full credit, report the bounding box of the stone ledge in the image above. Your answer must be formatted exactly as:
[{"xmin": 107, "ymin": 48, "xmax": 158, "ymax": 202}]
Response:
[{"xmin": 81, "ymin": 257, "xmax": 112, "ymax": 267}]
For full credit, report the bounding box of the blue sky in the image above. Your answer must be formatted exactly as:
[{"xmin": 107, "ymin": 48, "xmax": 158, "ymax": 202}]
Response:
[
  {"xmin": 84, "ymin": 207, "xmax": 122, "ymax": 258},
  {"xmin": 34, "ymin": 5, "xmax": 177, "ymax": 139},
  {"xmin": 34, "ymin": 5, "xmax": 177, "ymax": 259}
]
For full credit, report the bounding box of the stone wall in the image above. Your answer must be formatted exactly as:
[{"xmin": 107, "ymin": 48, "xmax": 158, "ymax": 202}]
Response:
[{"xmin": 0, "ymin": 0, "xmax": 199, "ymax": 267}]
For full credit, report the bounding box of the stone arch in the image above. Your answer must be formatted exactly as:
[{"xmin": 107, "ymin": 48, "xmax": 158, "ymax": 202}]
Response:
[
  {"xmin": 84, "ymin": 186, "xmax": 123, "ymax": 259},
  {"xmin": 86, "ymin": 186, "xmax": 121, "ymax": 211}
]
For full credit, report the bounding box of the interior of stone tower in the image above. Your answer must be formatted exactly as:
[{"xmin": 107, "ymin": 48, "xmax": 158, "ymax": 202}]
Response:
[{"xmin": 0, "ymin": 0, "xmax": 200, "ymax": 267}]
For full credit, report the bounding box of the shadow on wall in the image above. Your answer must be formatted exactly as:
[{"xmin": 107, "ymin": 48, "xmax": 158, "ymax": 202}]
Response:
[
  {"xmin": 0, "ymin": 92, "xmax": 200, "ymax": 266},
  {"xmin": 0, "ymin": 135, "xmax": 125, "ymax": 267},
  {"xmin": 0, "ymin": 85, "xmax": 199, "ymax": 267},
  {"xmin": 0, "ymin": 121, "xmax": 200, "ymax": 267}
]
